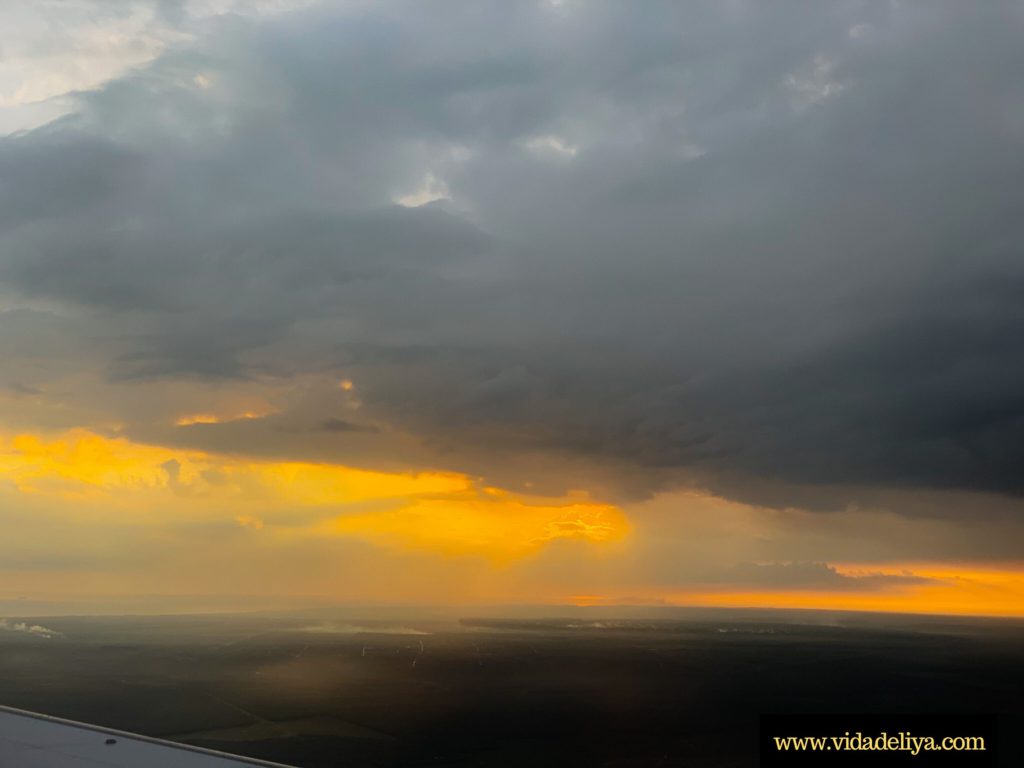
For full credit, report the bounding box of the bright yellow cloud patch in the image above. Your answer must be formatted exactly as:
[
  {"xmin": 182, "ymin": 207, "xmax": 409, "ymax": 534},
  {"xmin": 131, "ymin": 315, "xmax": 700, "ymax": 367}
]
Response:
[
  {"xmin": 0, "ymin": 430, "xmax": 186, "ymax": 495},
  {"xmin": 324, "ymin": 488, "xmax": 628, "ymax": 562},
  {"xmin": 255, "ymin": 462, "xmax": 469, "ymax": 506},
  {"xmin": 0, "ymin": 429, "xmax": 625, "ymax": 562},
  {"xmin": 0, "ymin": 430, "xmax": 464, "ymax": 504}
]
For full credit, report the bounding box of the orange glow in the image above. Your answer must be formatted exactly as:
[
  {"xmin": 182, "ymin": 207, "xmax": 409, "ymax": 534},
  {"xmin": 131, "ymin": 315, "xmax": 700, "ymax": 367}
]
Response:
[
  {"xmin": 663, "ymin": 562, "xmax": 1024, "ymax": 618},
  {"xmin": 0, "ymin": 430, "xmax": 189, "ymax": 495},
  {"xmin": 0, "ymin": 429, "xmax": 625, "ymax": 562},
  {"xmin": 2, "ymin": 429, "xmax": 1022, "ymax": 617},
  {"xmin": 324, "ymin": 488, "xmax": 628, "ymax": 561},
  {"xmin": 0, "ymin": 429, "xmax": 466, "ymax": 504},
  {"xmin": 254, "ymin": 462, "xmax": 469, "ymax": 506},
  {"xmin": 567, "ymin": 594, "xmax": 607, "ymax": 607}
]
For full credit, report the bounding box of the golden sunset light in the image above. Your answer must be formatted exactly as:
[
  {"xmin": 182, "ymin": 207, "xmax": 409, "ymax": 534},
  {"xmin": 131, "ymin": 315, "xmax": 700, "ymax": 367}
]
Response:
[
  {"xmin": 662, "ymin": 563, "xmax": 1024, "ymax": 618},
  {"xmin": 1, "ymin": 2, "xmax": 1022, "ymax": 763},
  {"xmin": 3, "ymin": 428, "xmax": 1021, "ymax": 617}
]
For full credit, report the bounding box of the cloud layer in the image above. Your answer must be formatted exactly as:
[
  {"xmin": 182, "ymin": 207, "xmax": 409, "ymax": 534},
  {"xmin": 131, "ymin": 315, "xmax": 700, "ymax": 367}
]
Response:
[{"xmin": 1, "ymin": 0, "xmax": 1023, "ymax": 570}]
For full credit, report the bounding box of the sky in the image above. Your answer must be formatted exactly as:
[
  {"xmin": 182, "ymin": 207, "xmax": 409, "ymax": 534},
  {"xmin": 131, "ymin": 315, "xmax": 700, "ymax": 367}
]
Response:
[{"xmin": 1, "ymin": 0, "xmax": 1023, "ymax": 617}]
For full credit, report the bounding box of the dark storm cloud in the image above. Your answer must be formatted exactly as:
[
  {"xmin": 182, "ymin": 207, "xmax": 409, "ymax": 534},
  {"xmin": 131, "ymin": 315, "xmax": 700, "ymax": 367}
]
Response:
[{"xmin": 2, "ymin": 0, "xmax": 1024, "ymax": 510}]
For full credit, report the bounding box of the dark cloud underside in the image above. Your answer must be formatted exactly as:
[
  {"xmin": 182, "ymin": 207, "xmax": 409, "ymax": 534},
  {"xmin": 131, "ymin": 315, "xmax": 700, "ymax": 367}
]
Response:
[{"xmin": 2, "ymin": 0, "xmax": 1024, "ymax": 511}]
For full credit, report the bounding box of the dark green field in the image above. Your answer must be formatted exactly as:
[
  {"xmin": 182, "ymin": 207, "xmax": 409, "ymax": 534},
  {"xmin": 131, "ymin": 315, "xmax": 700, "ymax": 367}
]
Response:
[{"xmin": 0, "ymin": 612, "xmax": 1021, "ymax": 767}]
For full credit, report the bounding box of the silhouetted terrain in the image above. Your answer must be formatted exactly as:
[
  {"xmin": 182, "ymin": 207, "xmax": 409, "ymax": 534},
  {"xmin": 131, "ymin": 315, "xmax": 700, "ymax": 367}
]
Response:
[{"xmin": 0, "ymin": 611, "xmax": 1021, "ymax": 767}]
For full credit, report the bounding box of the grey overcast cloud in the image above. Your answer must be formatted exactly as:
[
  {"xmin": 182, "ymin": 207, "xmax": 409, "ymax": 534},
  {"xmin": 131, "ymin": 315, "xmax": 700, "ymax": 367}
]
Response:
[{"xmin": 1, "ymin": 0, "xmax": 1023, "ymax": 612}]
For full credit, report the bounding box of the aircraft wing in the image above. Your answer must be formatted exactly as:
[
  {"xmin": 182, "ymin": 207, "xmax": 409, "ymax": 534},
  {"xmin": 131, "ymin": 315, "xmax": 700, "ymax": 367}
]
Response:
[{"xmin": 0, "ymin": 705, "xmax": 295, "ymax": 768}]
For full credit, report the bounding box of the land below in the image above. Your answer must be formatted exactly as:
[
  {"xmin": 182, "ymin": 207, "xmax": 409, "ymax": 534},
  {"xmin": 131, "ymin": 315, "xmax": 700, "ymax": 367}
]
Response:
[{"xmin": 0, "ymin": 608, "xmax": 1021, "ymax": 766}]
